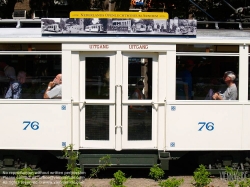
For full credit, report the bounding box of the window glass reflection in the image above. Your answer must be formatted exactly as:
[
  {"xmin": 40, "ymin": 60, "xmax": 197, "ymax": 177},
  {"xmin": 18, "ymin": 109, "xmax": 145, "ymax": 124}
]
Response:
[
  {"xmin": 85, "ymin": 105, "xmax": 109, "ymax": 140},
  {"xmin": 128, "ymin": 57, "xmax": 152, "ymax": 100},
  {"xmin": 0, "ymin": 55, "xmax": 61, "ymax": 99},
  {"xmin": 128, "ymin": 106, "xmax": 152, "ymax": 141},
  {"xmin": 176, "ymin": 56, "xmax": 239, "ymax": 100},
  {"xmin": 0, "ymin": 43, "xmax": 61, "ymax": 51},
  {"xmin": 177, "ymin": 45, "xmax": 239, "ymax": 53},
  {"xmin": 85, "ymin": 57, "xmax": 109, "ymax": 99}
]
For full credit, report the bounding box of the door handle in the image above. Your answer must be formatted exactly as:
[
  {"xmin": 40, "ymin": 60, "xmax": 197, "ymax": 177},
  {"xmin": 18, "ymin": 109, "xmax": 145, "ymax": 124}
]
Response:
[
  {"xmin": 71, "ymin": 100, "xmax": 85, "ymax": 110},
  {"xmin": 72, "ymin": 101, "xmax": 86, "ymax": 105},
  {"xmin": 151, "ymin": 101, "xmax": 165, "ymax": 111},
  {"xmin": 115, "ymin": 85, "xmax": 122, "ymax": 135},
  {"xmin": 115, "ymin": 126, "xmax": 122, "ymax": 134}
]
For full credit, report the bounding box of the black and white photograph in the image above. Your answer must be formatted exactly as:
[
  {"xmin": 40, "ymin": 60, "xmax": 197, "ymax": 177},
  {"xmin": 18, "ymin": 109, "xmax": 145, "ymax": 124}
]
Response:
[
  {"xmin": 42, "ymin": 18, "xmax": 62, "ymax": 34},
  {"xmin": 42, "ymin": 18, "xmax": 85, "ymax": 34},
  {"xmin": 107, "ymin": 19, "xmax": 132, "ymax": 34},
  {"xmin": 84, "ymin": 18, "xmax": 108, "ymax": 33},
  {"xmin": 107, "ymin": 18, "xmax": 166, "ymax": 34},
  {"xmin": 166, "ymin": 18, "xmax": 197, "ymax": 35},
  {"xmin": 153, "ymin": 20, "xmax": 167, "ymax": 33},
  {"xmin": 42, "ymin": 18, "xmax": 196, "ymax": 36}
]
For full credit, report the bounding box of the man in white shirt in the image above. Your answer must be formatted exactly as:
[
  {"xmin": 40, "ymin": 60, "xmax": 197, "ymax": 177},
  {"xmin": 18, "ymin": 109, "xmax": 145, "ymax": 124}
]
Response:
[
  {"xmin": 43, "ymin": 74, "xmax": 62, "ymax": 99},
  {"xmin": 212, "ymin": 71, "xmax": 237, "ymax": 100}
]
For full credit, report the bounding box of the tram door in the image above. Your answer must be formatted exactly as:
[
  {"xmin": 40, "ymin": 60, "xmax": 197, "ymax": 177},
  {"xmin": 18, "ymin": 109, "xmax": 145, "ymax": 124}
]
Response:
[
  {"xmin": 79, "ymin": 52, "xmax": 157, "ymax": 150},
  {"xmin": 80, "ymin": 52, "xmax": 116, "ymax": 149},
  {"xmin": 121, "ymin": 53, "xmax": 157, "ymax": 149}
]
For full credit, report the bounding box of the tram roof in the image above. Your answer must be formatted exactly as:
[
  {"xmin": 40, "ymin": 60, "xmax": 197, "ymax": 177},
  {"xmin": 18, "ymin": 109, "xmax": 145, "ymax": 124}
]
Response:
[{"xmin": 1, "ymin": 28, "xmax": 250, "ymax": 44}]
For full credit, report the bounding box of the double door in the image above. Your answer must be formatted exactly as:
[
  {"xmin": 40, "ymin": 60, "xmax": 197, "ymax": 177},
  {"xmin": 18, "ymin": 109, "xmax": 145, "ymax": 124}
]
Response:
[{"xmin": 79, "ymin": 52, "xmax": 158, "ymax": 150}]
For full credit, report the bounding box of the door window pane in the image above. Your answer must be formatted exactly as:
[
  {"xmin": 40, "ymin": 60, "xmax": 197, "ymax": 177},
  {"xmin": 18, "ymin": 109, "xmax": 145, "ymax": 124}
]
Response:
[
  {"xmin": 176, "ymin": 56, "xmax": 239, "ymax": 100},
  {"xmin": 128, "ymin": 58, "xmax": 152, "ymax": 100},
  {"xmin": 85, "ymin": 57, "xmax": 110, "ymax": 99},
  {"xmin": 85, "ymin": 105, "xmax": 109, "ymax": 140},
  {"xmin": 128, "ymin": 105, "xmax": 152, "ymax": 141}
]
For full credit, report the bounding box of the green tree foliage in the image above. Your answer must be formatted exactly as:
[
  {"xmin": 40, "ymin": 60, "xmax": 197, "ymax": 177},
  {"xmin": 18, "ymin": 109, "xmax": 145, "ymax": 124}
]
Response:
[
  {"xmin": 149, "ymin": 164, "xmax": 165, "ymax": 181},
  {"xmin": 89, "ymin": 155, "xmax": 111, "ymax": 178},
  {"xmin": 226, "ymin": 166, "xmax": 250, "ymax": 187},
  {"xmin": 159, "ymin": 178, "xmax": 184, "ymax": 187},
  {"xmin": 110, "ymin": 170, "xmax": 128, "ymax": 187},
  {"xmin": 61, "ymin": 144, "xmax": 81, "ymax": 187},
  {"xmin": 15, "ymin": 167, "xmax": 35, "ymax": 187},
  {"xmin": 192, "ymin": 164, "xmax": 212, "ymax": 187}
]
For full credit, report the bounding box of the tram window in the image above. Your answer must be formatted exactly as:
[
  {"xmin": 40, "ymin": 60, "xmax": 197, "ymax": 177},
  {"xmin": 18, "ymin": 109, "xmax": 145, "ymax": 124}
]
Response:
[
  {"xmin": 128, "ymin": 58, "xmax": 152, "ymax": 100},
  {"xmin": 85, "ymin": 57, "xmax": 110, "ymax": 99},
  {"xmin": 0, "ymin": 55, "xmax": 61, "ymax": 99},
  {"xmin": 176, "ymin": 56, "xmax": 239, "ymax": 100},
  {"xmin": 0, "ymin": 43, "xmax": 61, "ymax": 51},
  {"xmin": 177, "ymin": 45, "xmax": 239, "ymax": 53}
]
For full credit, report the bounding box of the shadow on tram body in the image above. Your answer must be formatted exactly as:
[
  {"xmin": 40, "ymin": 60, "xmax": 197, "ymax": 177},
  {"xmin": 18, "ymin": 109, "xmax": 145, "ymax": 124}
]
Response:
[
  {"xmin": 19, "ymin": 150, "xmax": 248, "ymax": 178},
  {"xmin": 35, "ymin": 151, "xmax": 204, "ymax": 178}
]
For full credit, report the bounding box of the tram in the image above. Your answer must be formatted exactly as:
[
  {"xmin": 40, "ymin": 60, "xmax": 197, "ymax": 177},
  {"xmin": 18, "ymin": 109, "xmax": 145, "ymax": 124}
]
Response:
[
  {"xmin": 112, "ymin": 20, "xmax": 132, "ymax": 32},
  {"xmin": 47, "ymin": 23, "xmax": 61, "ymax": 32},
  {"xmin": 0, "ymin": 18, "xmax": 250, "ymax": 174},
  {"xmin": 85, "ymin": 26, "xmax": 90, "ymax": 32},
  {"xmin": 86, "ymin": 24, "xmax": 104, "ymax": 33},
  {"xmin": 135, "ymin": 23, "xmax": 147, "ymax": 32}
]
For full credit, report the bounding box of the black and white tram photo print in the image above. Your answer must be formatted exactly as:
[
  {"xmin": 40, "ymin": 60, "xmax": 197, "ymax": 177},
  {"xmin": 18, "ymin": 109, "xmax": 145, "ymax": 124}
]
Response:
[{"xmin": 42, "ymin": 17, "xmax": 196, "ymax": 36}]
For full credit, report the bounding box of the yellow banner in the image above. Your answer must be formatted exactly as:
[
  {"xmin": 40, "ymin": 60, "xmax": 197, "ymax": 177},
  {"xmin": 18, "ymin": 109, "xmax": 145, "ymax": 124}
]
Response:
[{"xmin": 70, "ymin": 11, "xmax": 169, "ymax": 19}]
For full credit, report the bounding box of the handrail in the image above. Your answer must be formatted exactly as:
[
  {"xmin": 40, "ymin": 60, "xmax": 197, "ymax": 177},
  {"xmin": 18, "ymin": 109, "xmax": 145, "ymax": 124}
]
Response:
[{"xmin": 197, "ymin": 20, "xmax": 250, "ymax": 30}]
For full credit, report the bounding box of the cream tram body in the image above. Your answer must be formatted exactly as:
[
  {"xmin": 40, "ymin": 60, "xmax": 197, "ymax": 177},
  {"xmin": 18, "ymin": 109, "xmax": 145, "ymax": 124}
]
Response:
[{"xmin": 0, "ymin": 26, "xmax": 249, "ymax": 172}]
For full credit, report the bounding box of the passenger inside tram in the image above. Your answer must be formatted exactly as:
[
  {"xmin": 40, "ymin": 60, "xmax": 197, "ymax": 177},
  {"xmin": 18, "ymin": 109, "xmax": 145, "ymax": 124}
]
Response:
[
  {"xmin": 212, "ymin": 71, "xmax": 237, "ymax": 100},
  {"xmin": 128, "ymin": 57, "xmax": 152, "ymax": 141},
  {"xmin": 5, "ymin": 71, "xmax": 26, "ymax": 99},
  {"xmin": 43, "ymin": 74, "xmax": 62, "ymax": 99},
  {"xmin": 0, "ymin": 61, "xmax": 16, "ymax": 81},
  {"xmin": 0, "ymin": 60, "xmax": 17, "ymax": 97},
  {"xmin": 176, "ymin": 55, "xmax": 239, "ymax": 100},
  {"xmin": 0, "ymin": 43, "xmax": 62, "ymax": 99},
  {"xmin": 176, "ymin": 59, "xmax": 195, "ymax": 100},
  {"xmin": 131, "ymin": 80, "xmax": 145, "ymax": 100}
]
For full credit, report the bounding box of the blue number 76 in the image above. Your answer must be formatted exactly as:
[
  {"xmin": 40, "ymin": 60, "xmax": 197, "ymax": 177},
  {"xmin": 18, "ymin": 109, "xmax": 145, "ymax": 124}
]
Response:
[
  {"xmin": 198, "ymin": 122, "xmax": 214, "ymax": 131},
  {"xmin": 23, "ymin": 121, "xmax": 39, "ymax": 130}
]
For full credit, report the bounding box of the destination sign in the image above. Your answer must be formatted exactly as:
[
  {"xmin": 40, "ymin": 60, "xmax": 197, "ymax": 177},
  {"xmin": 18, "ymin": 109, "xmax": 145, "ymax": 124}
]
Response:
[{"xmin": 70, "ymin": 11, "xmax": 169, "ymax": 19}]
